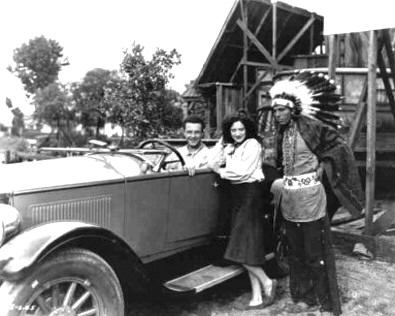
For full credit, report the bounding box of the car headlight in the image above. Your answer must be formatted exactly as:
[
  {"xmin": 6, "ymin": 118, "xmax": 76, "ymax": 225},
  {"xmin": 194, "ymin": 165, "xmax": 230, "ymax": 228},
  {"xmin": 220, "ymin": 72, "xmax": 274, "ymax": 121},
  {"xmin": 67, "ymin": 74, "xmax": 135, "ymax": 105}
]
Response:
[{"xmin": 0, "ymin": 204, "xmax": 21, "ymax": 247}]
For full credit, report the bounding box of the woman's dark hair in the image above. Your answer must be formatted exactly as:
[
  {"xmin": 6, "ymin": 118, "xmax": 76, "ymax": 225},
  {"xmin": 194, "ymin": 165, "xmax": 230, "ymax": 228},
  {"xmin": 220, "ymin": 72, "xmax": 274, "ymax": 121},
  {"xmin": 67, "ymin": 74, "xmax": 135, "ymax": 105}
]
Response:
[{"xmin": 221, "ymin": 110, "xmax": 260, "ymax": 144}]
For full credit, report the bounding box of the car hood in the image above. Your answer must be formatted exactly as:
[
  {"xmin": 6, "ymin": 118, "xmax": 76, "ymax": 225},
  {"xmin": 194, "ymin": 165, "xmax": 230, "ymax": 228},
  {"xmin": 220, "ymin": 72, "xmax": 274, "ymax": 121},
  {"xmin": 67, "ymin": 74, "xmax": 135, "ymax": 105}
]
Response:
[{"xmin": 0, "ymin": 154, "xmax": 143, "ymax": 194}]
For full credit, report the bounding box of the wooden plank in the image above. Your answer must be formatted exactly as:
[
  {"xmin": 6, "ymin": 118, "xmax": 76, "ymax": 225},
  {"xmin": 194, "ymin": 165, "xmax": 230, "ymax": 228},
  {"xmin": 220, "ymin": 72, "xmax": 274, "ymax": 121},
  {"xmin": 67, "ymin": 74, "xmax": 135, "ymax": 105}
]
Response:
[
  {"xmin": 355, "ymin": 161, "xmax": 395, "ymax": 168},
  {"xmin": 309, "ymin": 20, "xmax": 314, "ymax": 53},
  {"xmin": 242, "ymin": 70, "xmax": 269, "ymax": 104},
  {"xmin": 216, "ymin": 84, "xmax": 224, "ymax": 133},
  {"xmin": 354, "ymin": 132, "xmax": 395, "ymax": 152},
  {"xmin": 236, "ymin": 19, "xmax": 280, "ymax": 70},
  {"xmin": 229, "ymin": 7, "xmax": 272, "ymax": 83},
  {"xmin": 272, "ymin": 1, "xmax": 277, "ymax": 58},
  {"xmin": 243, "ymin": 61, "xmax": 274, "ymax": 68},
  {"xmin": 276, "ymin": 15, "xmax": 315, "ymax": 62},
  {"xmin": 328, "ymin": 34, "xmax": 338, "ymax": 80},
  {"xmin": 365, "ymin": 30, "xmax": 378, "ymax": 235},
  {"xmin": 204, "ymin": 99, "xmax": 211, "ymax": 138},
  {"xmin": 381, "ymin": 29, "xmax": 395, "ymax": 123},
  {"xmin": 383, "ymin": 29, "xmax": 395, "ymax": 88},
  {"xmin": 240, "ymin": 0, "xmax": 248, "ymax": 107},
  {"xmin": 371, "ymin": 207, "xmax": 395, "ymax": 236},
  {"xmin": 377, "ymin": 40, "xmax": 395, "ymax": 121},
  {"xmin": 337, "ymin": 210, "xmax": 385, "ymax": 231},
  {"xmin": 347, "ymin": 79, "xmax": 367, "ymax": 150}
]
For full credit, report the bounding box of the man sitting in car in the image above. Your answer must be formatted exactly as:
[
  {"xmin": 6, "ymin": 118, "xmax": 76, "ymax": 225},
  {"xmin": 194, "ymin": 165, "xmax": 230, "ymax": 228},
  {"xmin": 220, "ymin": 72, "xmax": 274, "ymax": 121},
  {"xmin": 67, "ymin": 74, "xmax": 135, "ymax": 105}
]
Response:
[{"xmin": 166, "ymin": 115, "xmax": 210, "ymax": 176}]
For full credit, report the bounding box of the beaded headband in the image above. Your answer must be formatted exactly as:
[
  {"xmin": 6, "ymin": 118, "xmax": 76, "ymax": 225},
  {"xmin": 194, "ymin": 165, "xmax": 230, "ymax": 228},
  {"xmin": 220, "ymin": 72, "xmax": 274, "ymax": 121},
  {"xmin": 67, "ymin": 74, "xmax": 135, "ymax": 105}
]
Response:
[{"xmin": 271, "ymin": 98, "xmax": 295, "ymax": 108}]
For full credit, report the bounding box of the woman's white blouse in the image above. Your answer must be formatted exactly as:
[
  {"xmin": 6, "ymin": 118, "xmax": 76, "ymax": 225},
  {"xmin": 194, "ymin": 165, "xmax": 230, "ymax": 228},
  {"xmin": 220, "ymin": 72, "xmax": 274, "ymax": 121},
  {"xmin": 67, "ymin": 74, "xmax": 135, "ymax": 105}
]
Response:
[{"xmin": 219, "ymin": 138, "xmax": 264, "ymax": 184}]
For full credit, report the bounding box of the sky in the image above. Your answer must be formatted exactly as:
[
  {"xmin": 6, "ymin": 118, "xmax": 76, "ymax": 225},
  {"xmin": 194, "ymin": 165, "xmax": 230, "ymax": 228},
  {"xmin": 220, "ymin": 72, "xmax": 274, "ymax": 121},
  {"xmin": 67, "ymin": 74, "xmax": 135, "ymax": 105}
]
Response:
[{"xmin": 0, "ymin": 0, "xmax": 393, "ymax": 126}]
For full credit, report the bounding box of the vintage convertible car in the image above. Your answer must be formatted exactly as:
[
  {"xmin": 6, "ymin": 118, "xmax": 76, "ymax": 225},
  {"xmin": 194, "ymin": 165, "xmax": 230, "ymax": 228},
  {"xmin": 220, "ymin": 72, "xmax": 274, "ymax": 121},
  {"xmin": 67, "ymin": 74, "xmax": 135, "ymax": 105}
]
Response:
[{"xmin": 0, "ymin": 139, "xmax": 285, "ymax": 316}]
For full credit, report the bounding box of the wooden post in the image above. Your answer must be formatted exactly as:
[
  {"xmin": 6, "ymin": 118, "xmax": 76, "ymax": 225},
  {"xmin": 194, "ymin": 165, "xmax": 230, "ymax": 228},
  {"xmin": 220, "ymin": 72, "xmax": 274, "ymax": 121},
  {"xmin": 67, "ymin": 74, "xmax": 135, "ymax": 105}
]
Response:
[
  {"xmin": 272, "ymin": 1, "xmax": 277, "ymax": 59},
  {"xmin": 328, "ymin": 34, "xmax": 338, "ymax": 80},
  {"xmin": 241, "ymin": 0, "xmax": 248, "ymax": 108},
  {"xmin": 347, "ymin": 78, "xmax": 367, "ymax": 150},
  {"xmin": 216, "ymin": 84, "xmax": 224, "ymax": 134},
  {"xmin": 309, "ymin": 21, "xmax": 314, "ymax": 53},
  {"xmin": 205, "ymin": 101, "xmax": 211, "ymax": 138},
  {"xmin": 365, "ymin": 30, "xmax": 378, "ymax": 235}
]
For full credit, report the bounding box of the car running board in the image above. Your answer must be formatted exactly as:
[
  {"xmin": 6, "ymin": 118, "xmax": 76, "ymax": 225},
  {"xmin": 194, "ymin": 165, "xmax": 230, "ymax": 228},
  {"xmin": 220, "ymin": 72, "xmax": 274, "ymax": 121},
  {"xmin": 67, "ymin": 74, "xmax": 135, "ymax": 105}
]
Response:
[{"xmin": 164, "ymin": 264, "xmax": 245, "ymax": 294}]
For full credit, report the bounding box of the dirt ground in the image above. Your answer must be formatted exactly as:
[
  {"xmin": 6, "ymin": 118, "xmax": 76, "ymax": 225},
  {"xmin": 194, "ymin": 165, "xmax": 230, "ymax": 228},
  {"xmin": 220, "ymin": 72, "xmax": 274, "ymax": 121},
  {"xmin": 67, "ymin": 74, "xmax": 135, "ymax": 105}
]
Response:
[{"xmin": 128, "ymin": 247, "xmax": 395, "ymax": 316}]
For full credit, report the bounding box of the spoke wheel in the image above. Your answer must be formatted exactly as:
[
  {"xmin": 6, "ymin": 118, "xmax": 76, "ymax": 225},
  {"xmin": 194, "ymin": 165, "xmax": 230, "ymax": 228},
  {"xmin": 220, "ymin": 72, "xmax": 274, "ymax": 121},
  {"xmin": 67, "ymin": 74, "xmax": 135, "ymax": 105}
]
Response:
[
  {"xmin": 24, "ymin": 278, "xmax": 100, "ymax": 315},
  {"xmin": 0, "ymin": 248, "xmax": 124, "ymax": 316}
]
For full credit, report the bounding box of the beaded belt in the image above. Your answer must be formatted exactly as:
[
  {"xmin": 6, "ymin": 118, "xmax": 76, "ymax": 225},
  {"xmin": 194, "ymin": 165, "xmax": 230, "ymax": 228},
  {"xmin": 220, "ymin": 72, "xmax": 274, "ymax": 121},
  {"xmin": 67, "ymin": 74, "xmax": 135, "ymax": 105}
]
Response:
[{"xmin": 283, "ymin": 172, "xmax": 319, "ymax": 190}]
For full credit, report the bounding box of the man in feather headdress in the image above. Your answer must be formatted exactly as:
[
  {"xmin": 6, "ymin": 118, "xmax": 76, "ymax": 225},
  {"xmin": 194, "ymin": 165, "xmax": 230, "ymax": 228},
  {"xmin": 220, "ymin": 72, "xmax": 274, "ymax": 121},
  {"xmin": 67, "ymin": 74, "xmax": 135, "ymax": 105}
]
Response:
[{"xmin": 269, "ymin": 71, "xmax": 364, "ymax": 315}]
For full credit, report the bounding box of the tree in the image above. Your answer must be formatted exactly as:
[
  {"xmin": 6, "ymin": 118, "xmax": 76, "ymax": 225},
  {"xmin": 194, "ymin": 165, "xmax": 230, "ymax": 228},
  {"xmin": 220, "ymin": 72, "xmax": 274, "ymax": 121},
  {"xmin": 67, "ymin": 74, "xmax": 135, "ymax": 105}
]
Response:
[
  {"xmin": 33, "ymin": 83, "xmax": 75, "ymax": 146},
  {"xmin": 104, "ymin": 43, "xmax": 183, "ymax": 144},
  {"xmin": 71, "ymin": 68, "xmax": 117, "ymax": 137},
  {"xmin": 10, "ymin": 36, "xmax": 68, "ymax": 95}
]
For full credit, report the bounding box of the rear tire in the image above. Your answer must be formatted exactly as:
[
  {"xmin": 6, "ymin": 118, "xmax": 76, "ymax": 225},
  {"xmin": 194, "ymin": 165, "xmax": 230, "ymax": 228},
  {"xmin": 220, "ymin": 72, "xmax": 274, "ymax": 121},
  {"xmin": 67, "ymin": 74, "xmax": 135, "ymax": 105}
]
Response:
[{"xmin": 0, "ymin": 248, "xmax": 124, "ymax": 316}]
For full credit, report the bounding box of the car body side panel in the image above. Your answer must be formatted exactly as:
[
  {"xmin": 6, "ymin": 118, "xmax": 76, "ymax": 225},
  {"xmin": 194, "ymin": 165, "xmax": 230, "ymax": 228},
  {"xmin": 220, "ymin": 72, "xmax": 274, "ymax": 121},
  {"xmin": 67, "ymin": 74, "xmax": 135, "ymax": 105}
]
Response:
[
  {"xmin": 166, "ymin": 171, "xmax": 220, "ymax": 243},
  {"xmin": 11, "ymin": 182, "xmax": 126, "ymax": 237}
]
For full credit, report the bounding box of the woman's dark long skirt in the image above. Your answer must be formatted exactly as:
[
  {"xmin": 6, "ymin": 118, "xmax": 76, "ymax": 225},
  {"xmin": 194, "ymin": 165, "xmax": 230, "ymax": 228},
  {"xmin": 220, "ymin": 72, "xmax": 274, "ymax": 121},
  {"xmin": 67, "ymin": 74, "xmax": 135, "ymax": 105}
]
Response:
[{"xmin": 224, "ymin": 182, "xmax": 266, "ymax": 266}]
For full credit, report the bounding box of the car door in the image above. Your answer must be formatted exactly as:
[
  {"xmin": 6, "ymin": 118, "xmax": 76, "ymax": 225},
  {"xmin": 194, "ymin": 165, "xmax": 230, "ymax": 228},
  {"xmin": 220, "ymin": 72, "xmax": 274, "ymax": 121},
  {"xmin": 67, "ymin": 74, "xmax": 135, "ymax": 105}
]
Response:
[
  {"xmin": 123, "ymin": 173, "xmax": 171, "ymax": 259},
  {"xmin": 165, "ymin": 170, "xmax": 220, "ymax": 245}
]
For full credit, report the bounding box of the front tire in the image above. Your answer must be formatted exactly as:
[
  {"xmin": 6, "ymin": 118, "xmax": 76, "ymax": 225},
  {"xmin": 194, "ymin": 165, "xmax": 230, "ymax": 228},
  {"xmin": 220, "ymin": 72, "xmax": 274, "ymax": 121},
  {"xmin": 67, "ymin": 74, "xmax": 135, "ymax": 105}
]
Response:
[{"xmin": 0, "ymin": 248, "xmax": 124, "ymax": 316}]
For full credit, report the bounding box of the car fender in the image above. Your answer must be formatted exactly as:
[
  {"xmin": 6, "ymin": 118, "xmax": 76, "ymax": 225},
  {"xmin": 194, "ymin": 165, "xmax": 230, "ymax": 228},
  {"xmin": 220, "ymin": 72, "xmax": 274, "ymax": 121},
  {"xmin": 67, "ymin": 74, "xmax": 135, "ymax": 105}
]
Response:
[{"xmin": 0, "ymin": 221, "xmax": 150, "ymax": 289}]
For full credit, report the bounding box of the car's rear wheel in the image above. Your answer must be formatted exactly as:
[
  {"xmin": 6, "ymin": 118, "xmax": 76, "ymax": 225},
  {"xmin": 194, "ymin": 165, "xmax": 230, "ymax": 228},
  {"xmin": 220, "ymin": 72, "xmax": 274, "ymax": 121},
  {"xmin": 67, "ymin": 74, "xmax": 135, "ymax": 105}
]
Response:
[{"xmin": 0, "ymin": 248, "xmax": 124, "ymax": 316}]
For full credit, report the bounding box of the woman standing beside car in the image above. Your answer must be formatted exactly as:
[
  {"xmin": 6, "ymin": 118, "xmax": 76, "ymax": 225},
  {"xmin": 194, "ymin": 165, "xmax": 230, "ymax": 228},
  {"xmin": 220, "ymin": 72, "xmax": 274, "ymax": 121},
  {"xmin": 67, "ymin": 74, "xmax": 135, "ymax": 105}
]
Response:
[{"xmin": 208, "ymin": 111, "xmax": 277, "ymax": 310}]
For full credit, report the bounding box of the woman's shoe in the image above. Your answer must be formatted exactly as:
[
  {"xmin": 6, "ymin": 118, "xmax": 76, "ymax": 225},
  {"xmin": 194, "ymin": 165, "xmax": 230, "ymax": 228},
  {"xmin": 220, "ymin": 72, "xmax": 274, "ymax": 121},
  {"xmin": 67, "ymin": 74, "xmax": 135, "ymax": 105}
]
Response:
[
  {"xmin": 264, "ymin": 279, "xmax": 278, "ymax": 306},
  {"xmin": 245, "ymin": 302, "xmax": 267, "ymax": 311}
]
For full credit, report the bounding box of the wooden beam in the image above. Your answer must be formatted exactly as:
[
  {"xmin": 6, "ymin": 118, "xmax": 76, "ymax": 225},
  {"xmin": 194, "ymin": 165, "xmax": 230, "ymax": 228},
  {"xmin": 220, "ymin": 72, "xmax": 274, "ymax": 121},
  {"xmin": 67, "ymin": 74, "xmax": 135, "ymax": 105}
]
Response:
[
  {"xmin": 226, "ymin": 43, "xmax": 244, "ymax": 49},
  {"xmin": 240, "ymin": 0, "xmax": 248, "ymax": 107},
  {"xmin": 347, "ymin": 78, "xmax": 367, "ymax": 150},
  {"xmin": 382, "ymin": 29, "xmax": 395, "ymax": 123},
  {"xmin": 229, "ymin": 7, "xmax": 272, "ymax": 83},
  {"xmin": 371, "ymin": 205, "xmax": 395, "ymax": 236},
  {"xmin": 365, "ymin": 30, "xmax": 378, "ymax": 235},
  {"xmin": 328, "ymin": 34, "xmax": 338, "ymax": 80},
  {"xmin": 276, "ymin": 15, "xmax": 315, "ymax": 62},
  {"xmin": 272, "ymin": 1, "xmax": 277, "ymax": 59},
  {"xmin": 205, "ymin": 99, "xmax": 211, "ymax": 138},
  {"xmin": 216, "ymin": 83, "xmax": 224, "ymax": 133},
  {"xmin": 198, "ymin": 82, "xmax": 236, "ymax": 88},
  {"xmin": 243, "ymin": 61, "xmax": 273, "ymax": 68},
  {"xmin": 309, "ymin": 21, "xmax": 314, "ymax": 53},
  {"xmin": 377, "ymin": 46, "xmax": 395, "ymax": 121},
  {"xmin": 383, "ymin": 29, "xmax": 395, "ymax": 85},
  {"xmin": 242, "ymin": 70, "xmax": 269, "ymax": 104},
  {"xmin": 236, "ymin": 19, "xmax": 280, "ymax": 70}
]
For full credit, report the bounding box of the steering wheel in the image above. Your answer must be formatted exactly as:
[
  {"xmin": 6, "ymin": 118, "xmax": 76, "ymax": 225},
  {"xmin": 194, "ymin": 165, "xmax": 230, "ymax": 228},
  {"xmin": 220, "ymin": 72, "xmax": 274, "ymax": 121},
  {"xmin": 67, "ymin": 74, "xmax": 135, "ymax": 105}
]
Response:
[{"xmin": 138, "ymin": 139, "xmax": 185, "ymax": 169}]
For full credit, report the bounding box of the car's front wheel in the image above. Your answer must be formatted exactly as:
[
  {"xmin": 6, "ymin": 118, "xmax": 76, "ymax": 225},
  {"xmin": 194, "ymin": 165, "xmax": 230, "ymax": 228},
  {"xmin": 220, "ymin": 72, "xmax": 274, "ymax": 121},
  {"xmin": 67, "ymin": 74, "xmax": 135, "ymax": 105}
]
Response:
[{"xmin": 0, "ymin": 248, "xmax": 124, "ymax": 316}]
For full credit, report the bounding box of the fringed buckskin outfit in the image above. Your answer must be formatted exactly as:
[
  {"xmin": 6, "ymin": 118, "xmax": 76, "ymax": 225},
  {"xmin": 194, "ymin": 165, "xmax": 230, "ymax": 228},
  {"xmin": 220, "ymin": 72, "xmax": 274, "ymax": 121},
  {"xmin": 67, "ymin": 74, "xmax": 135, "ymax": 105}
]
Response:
[
  {"xmin": 275, "ymin": 116, "xmax": 363, "ymax": 315},
  {"xmin": 270, "ymin": 71, "xmax": 364, "ymax": 315}
]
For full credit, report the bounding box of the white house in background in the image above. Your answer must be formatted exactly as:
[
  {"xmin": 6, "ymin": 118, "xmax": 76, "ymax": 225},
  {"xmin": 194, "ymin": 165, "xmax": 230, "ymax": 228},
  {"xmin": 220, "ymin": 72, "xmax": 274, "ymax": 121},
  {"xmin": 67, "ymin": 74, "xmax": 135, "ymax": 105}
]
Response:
[
  {"xmin": 74, "ymin": 122, "xmax": 123, "ymax": 138},
  {"xmin": 103, "ymin": 123, "xmax": 123, "ymax": 137}
]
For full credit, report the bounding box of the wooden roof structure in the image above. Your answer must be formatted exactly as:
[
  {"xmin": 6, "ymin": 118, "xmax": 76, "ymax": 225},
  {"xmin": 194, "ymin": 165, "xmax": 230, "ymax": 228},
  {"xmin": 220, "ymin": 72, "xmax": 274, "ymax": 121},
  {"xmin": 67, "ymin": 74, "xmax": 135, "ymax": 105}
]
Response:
[{"xmin": 195, "ymin": 0, "xmax": 324, "ymax": 88}]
